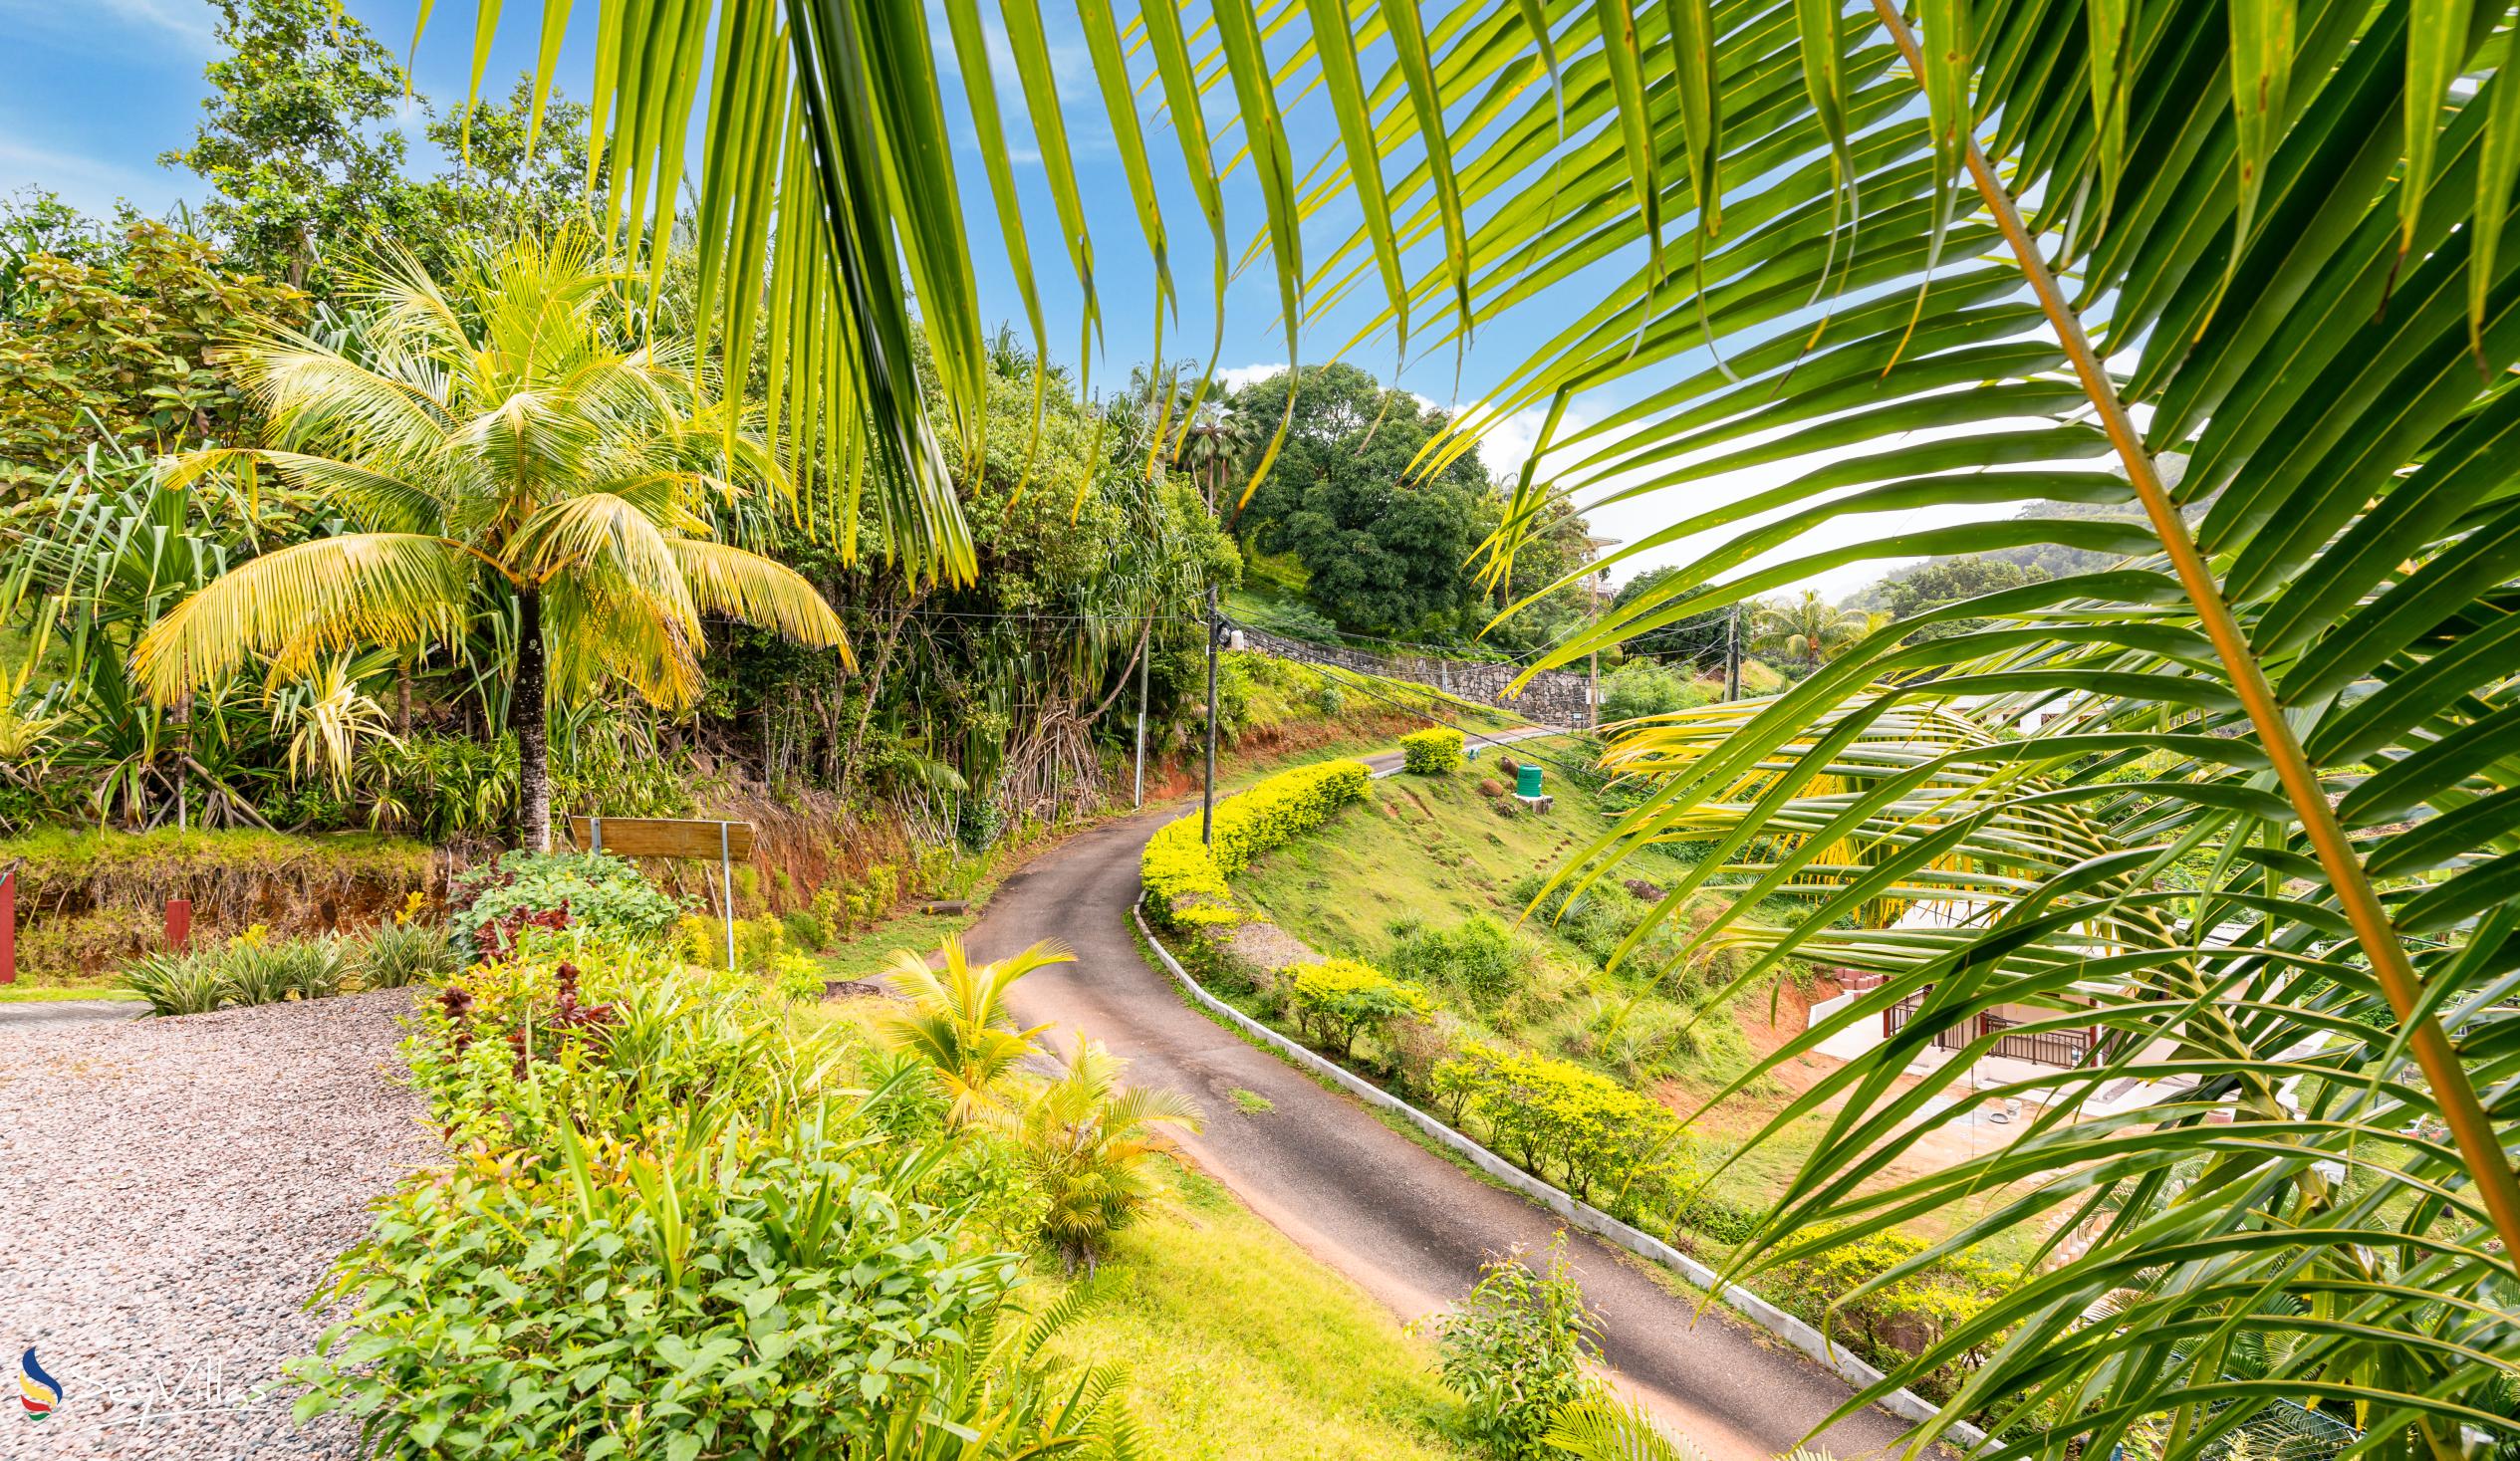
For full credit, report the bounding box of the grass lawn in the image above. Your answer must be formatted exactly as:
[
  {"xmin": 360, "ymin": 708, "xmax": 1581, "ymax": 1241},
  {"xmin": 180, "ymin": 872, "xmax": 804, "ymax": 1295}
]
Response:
[
  {"xmin": 1043, "ymin": 1165, "xmax": 1470, "ymax": 1460},
  {"xmin": 0, "ymin": 984, "xmax": 143, "ymax": 1002}
]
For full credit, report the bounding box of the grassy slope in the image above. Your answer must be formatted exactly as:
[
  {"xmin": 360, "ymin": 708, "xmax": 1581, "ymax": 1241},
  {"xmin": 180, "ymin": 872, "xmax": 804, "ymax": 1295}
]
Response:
[
  {"xmin": 1047, "ymin": 1166, "xmax": 1468, "ymax": 1460},
  {"xmin": 1230, "ymin": 740, "xmax": 1827, "ymax": 1216},
  {"xmin": 1231, "ymin": 745, "xmax": 2043, "ymax": 1257}
]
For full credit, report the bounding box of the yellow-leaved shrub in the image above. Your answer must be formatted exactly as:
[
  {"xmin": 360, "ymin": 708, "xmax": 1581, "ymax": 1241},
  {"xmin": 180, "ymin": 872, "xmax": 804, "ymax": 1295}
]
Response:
[
  {"xmin": 1140, "ymin": 759, "xmax": 1372, "ymax": 926},
  {"xmin": 1398, "ymin": 727, "xmax": 1466, "ymax": 774}
]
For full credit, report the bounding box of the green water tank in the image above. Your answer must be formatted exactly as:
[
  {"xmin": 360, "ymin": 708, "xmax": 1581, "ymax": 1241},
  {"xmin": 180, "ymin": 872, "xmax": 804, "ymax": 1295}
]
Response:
[{"xmin": 1515, "ymin": 764, "xmax": 1544, "ymax": 798}]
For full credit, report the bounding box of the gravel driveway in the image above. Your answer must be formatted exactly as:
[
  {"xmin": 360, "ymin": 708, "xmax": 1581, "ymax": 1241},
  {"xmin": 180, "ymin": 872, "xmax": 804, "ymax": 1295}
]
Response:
[{"xmin": 1, "ymin": 989, "xmax": 435, "ymax": 1459}]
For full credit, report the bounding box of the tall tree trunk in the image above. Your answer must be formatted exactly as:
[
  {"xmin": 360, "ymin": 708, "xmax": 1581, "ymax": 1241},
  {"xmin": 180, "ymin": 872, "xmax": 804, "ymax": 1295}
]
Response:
[{"xmin": 514, "ymin": 589, "xmax": 552, "ymax": 852}]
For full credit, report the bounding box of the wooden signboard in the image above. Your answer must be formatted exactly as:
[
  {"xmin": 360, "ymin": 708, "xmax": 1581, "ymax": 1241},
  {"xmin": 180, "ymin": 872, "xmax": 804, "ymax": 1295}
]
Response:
[
  {"xmin": 565, "ymin": 817, "xmax": 755, "ymax": 860},
  {"xmin": 560, "ymin": 818, "xmax": 755, "ymax": 969}
]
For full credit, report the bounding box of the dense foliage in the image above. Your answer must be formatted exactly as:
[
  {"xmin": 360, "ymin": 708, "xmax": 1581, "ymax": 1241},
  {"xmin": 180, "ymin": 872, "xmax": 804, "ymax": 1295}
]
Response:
[
  {"xmin": 1427, "ymin": 1240, "xmax": 1601, "ymax": 1461},
  {"xmin": 447, "ymin": 851, "xmax": 684, "ymax": 960}
]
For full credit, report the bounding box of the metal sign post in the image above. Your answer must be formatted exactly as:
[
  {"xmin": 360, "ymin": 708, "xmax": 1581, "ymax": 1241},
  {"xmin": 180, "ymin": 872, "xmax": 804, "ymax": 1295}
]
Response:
[{"xmin": 720, "ymin": 821, "xmax": 735, "ymax": 972}]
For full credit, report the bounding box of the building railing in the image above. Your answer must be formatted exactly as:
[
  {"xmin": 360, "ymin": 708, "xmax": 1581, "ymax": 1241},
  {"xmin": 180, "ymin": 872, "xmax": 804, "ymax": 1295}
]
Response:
[{"xmin": 1885, "ymin": 991, "xmax": 2100, "ymax": 1067}]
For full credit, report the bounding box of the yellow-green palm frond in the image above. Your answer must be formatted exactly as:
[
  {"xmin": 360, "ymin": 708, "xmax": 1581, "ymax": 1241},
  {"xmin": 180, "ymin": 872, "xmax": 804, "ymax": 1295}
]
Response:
[
  {"xmin": 268, "ymin": 657, "xmax": 399, "ymax": 793},
  {"xmin": 671, "ymin": 540, "xmax": 851, "ymax": 662},
  {"xmin": 225, "ymin": 342, "xmax": 456, "ymax": 463},
  {"xmin": 882, "ymin": 937, "xmax": 1066, "ymax": 1119},
  {"xmin": 541, "ymin": 573, "xmax": 706, "ymax": 710},
  {"xmin": 131, "ymin": 534, "xmax": 481, "ymax": 702},
  {"xmin": 160, "ymin": 449, "xmax": 446, "ymax": 534},
  {"xmin": 1542, "ymin": 1397, "xmax": 1715, "ymax": 1461},
  {"xmin": 511, "ymin": 491, "xmax": 695, "ymax": 608}
]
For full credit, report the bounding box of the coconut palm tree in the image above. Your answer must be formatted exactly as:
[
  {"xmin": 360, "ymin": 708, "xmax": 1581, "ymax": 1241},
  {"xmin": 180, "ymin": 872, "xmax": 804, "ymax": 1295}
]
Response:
[
  {"xmin": 987, "ymin": 1031, "xmax": 1201, "ymax": 1274},
  {"xmin": 1745, "ymin": 591, "xmax": 1867, "ymax": 666},
  {"xmin": 882, "ymin": 935, "xmax": 1066, "ymax": 1121},
  {"xmin": 130, "ymin": 230, "xmax": 847, "ymax": 850}
]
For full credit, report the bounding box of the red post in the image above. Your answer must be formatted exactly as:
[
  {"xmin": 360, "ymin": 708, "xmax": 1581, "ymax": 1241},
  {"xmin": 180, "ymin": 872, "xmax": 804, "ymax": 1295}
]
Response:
[
  {"xmin": 1, "ymin": 865, "xmax": 16, "ymax": 984},
  {"xmin": 165, "ymin": 898, "xmax": 192, "ymax": 951}
]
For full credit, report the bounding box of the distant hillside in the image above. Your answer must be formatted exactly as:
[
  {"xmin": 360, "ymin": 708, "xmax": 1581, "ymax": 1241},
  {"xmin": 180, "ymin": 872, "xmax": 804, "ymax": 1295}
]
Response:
[{"xmin": 1845, "ymin": 456, "xmax": 2199, "ymax": 609}]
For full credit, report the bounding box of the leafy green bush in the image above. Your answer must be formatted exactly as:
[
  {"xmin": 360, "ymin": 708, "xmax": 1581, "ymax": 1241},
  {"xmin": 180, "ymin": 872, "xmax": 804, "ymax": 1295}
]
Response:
[
  {"xmin": 218, "ymin": 934, "xmax": 348, "ymax": 1005},
  {"xmin": 781, "ymin": 906, "xmax": 829, "ymax": 952},
  {"xmin": 1763, "ymin": 1225, "xmax": 2012, "ymax": 1394},
  {"xmin": 1283, "ymin": 957, "xmax": 1434, "ymax": 1060},
  {"xmin": 293, "ymin": 1109, "xmax": 1033, "ymax": 1459},
  {"xmin": 1399, "ymin": 726, "xmax": 1467, "ymax": 774},
  {"xmin": 447, "ymin": 850, "xmax": 681, "ymax": 959},
  {"xmin": 1428, "ymin": 1236, "xmax": 1602, "ymax": 1460},
  {"xmin": 311, "ymin": 933, "xmax": 1142, "ymax": 1456},
  {"xmin": 119, "ymin": 950, "xmax": 228, "ymax": 1015},
  {"xmin": 1386, "ymin": 913, "xmax": 1535, "ymax": 1003},
  {"xmin": 1430, "ymin": 1045, "xmax": 1700, "ymax": 1218},
  {"xmin": 1140, "ymin": 758, "xmax": 1372, "ymax": 925},
  {"xmin": 1508, "ymin": 873, "xmax": 1655, "ymax": 972},
  {"xmin": 119, "ymin": 930, "xmax": 357, "ymax": 1014},
  {"xmin": 1597, "ymin": 660, "xmax": 1713, "ymax": 724}
]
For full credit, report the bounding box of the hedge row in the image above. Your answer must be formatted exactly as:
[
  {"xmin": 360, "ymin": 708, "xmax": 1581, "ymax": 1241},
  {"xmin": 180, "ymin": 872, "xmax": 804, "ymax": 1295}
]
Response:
[{"xmin": 1140, "ymin": 759, "xmax": 1372, "ymax": 926}]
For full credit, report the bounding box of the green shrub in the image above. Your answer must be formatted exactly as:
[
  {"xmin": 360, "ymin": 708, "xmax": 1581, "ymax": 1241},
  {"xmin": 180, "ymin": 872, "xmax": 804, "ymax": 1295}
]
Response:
[
  {"xmin": 1283, "ymin": 957, "xmax": 1434, "ymax": 1061},
  {"xmin": 1399, "ymin": 726, "xmax": 1467, "ymax": 774},
  {"xmin": 120, "ymin": 950, "xmax": 229, "ymax": 1015},
  {"xmin": 781, "ymin": 907, "xmax": 830, "ymax": 952},
  {"xmin": 1598, "ymin": 660, "xmax": 1713, "ymax": 724},
  {"xmin": 291, "ymin": 1110, "xmax": 1033, "ymax": 1459},
  {"xmin": 1429, "ymin": 1236, "xmax": 1602, "ymax": 1460},
  {"xmin": 1430, "ymin": 1044, "xmax": 1700, "ymax": 1217},
  {"xmin": 1386, "ymin": 913, "xmax": 1534, "ymax": 1003},
  {"xmin": 448, "ymin": 850, "xmax": 681, "ymax": 958},
  {"xmin": 1140, "ymin": 759, "xmax": 1372, "ymax": 925},
  {"xmin": 354, "ymin": 919, "xmax": 457, "ymax": 989},
  {"xmin": 1763, "ymin": 1225, "xmax": 2011, "ymax": 1393},
  {"xmin": 1508, "ymin": 873, "xmax": 1653, "ymax": 972}
]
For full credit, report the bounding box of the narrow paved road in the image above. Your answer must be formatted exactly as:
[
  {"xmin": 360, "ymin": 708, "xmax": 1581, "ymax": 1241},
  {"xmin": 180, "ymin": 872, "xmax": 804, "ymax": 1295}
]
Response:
[{"xmin": 965, "ymin": 743, "xmax": 1914, "ymax": 1461}]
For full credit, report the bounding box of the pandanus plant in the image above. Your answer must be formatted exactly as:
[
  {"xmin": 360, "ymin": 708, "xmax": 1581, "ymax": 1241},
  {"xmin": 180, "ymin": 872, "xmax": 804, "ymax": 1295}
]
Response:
[{"xmin": 130, "ymin": 229, "xmax": 847, "ymax": 849}]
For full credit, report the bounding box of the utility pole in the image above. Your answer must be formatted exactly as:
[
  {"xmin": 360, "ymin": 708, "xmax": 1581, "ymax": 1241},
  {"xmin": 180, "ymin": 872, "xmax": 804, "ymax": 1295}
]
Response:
[
  {"xmin": 1723, "ymin": 604, "xmax": 1741, "ymax": 701},
  {"xmin": 1200, "ymin": 587, "xmax": 1221, "ymax": 845},
  {"xmin": 1132, "ymin": 630, "xmax": 1149, "ymax": 808},
  {"xmin": 1588, "ymin": 650, "xmax": 1600, "ymax": 730}
]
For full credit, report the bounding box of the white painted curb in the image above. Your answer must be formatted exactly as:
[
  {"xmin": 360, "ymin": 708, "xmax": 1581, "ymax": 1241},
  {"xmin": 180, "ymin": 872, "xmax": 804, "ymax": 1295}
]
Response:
[{"xmin": 1132, "ymin": 892, "xmax": 1987, "ymax": 1448}]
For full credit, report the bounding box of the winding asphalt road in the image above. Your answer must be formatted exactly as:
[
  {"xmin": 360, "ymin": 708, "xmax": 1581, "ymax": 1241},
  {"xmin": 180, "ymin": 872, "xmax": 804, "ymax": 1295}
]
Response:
[{"xmin": 964, "ymin": 742, "xmax": 1915, "ymax": 1461}]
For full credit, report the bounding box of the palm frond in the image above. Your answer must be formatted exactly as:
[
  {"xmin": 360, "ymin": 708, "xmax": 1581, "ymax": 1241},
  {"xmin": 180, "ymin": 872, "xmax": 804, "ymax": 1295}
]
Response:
[{"xmin": 130, "ymin": 534, "xmax": 480, "ymax": 702}]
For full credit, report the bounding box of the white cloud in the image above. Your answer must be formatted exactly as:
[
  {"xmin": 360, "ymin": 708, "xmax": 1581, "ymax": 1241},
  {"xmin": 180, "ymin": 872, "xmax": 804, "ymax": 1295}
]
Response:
[
  {"xmin": 1213, "ymin": 361, "xmax": 1288, "ymax": 393},
  {"xmin": 0, "ymin": 0, "xmax": 216, "ymax": 57},
  {"xmin": 0, "ymin": 135, "xmax": 188, "ymax": 218}
]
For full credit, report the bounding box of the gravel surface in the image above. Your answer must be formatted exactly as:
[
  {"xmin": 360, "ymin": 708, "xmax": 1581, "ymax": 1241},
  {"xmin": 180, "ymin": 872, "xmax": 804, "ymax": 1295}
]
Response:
[{"xmin": 1, "ymin": 989, "xmax": 435, "ymax": 1459}]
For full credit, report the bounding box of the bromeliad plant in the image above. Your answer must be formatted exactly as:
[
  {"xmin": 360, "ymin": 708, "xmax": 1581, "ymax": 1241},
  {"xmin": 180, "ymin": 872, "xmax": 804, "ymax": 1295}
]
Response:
[{"xmin": 128, "ymin": 229, "xmax": 848, "ymax": 851}]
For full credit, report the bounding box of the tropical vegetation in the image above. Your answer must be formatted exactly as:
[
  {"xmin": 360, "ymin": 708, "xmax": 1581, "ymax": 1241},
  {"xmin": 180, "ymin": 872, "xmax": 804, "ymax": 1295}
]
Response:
[{"xmin": 7, "ymin": 0, "xmax": 2517, "ymax": 1452}]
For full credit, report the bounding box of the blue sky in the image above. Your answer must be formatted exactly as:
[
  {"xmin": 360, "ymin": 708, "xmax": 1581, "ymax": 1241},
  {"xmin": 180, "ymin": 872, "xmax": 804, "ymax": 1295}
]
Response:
[{"xmin": 0, "ymin": 0, "xmax": 2022, "ymax": 600}]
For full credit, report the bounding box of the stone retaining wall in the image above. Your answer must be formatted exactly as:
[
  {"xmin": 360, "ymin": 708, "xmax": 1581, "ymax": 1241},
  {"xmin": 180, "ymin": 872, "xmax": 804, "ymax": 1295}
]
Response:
[{"xmin": 1237, "ymin": 625, "xmax": 1595, "ymax": 728}]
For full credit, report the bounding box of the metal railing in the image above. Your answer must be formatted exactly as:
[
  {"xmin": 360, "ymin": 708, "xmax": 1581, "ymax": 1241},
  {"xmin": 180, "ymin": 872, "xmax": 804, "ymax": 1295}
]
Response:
[{"xmin": 1885, "ymin": 992, "xmax": 2100, "ymax": 1067}]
